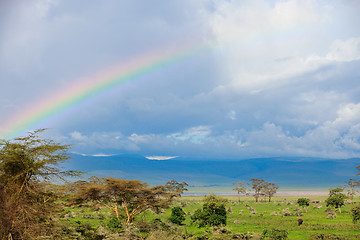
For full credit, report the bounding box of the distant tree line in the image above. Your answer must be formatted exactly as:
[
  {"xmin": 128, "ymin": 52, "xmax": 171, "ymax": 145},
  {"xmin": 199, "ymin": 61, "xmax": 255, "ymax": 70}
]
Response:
[{"xmin": 233, "ymin": 178, "xmax": 279, "ymax": 202}]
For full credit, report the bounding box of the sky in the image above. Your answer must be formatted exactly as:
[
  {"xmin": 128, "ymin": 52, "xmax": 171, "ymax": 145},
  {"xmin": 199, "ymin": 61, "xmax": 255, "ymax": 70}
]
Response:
[{"xmin": 1, "ymin": 0, "xmax": 360, "ymax": 159}]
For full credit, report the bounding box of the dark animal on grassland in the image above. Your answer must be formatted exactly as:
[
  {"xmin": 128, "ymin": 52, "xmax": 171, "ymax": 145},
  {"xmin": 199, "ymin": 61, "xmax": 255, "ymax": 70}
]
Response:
[{"xmin": 298, "ymin": 218, "xmax": 303, "ymax": 226}]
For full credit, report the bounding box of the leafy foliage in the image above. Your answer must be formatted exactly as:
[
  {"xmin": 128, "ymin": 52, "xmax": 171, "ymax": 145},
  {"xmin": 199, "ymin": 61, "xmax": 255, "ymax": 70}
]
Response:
[
  {"xmin": 310, "ymin": 232, "xmax": 349, "ymax": 239},
  {"xmin": 233, "ymin": 181, "xmax": 250, "ymax": 202},
  {"xmin": 250, "ymin": 178, "xmax": 266, "ymax": 202},
  {"xmin": 262, "ymin": 182, "xmax": 279, "ymax": 202},
  {"xmin": 297, "ymin": 198, "xmax": 310, "ymax": 207},
  {"xmin": 351, "ymin": 205, "xmax": 360, "ymax": 224},
  {"xmin": 72, "ymin": 177, "xmax": 172, "ymax": 224},
  {"xmin": 169, "ymin": 206, "xmax": 186, "ymax": 225},
  {"xmin": 344, "ymin": 179, "xmax": 359, "ymax": 204},
  {"xmin": 263, "ymin": 228, "xmax": 288, "ymax": 239},
  {"xmin": 165, "ymin": 180, "xmax": 188, "ymax": 199},
  {"xmin": 0, "ymin": 129, "xmax": 81, "ymax": 240},
  {"xmin": 326, "ymin": 188, "xmax": 347, "ymax": 213},
  {"xmin": 191, "ymin": 194, "xmax": 227, "ymax": 227}
]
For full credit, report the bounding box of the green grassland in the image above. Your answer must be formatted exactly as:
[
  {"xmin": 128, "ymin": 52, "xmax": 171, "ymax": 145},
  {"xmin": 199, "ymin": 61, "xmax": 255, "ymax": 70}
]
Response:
[{"xmin": 59, "ymin": 195, "xmax": 360, "ymax": 239}]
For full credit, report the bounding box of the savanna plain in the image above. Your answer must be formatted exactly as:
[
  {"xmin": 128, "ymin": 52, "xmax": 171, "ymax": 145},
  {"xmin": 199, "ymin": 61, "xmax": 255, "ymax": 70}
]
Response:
[{"xmin": 57, "ymin": 194, "xmax": 360, "ymax": 240}]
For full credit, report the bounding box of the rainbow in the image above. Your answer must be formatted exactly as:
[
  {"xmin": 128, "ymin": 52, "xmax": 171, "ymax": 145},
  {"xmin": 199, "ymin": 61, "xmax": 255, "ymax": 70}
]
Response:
[{"xmin": 0, "ymin": 41, "xmax": 210, "ymax": 139}]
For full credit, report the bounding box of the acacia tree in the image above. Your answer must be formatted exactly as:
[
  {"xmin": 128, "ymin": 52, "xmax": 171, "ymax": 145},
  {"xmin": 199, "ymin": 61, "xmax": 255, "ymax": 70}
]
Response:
[
  {"xmin": 233, "ymin": 181, "xmax": 250, "ymax": 202},
  {"xmin": 165, "ymin": 180, "xmax": 188, "ymax": 199},
  {"xmin": 262, "ymin": 182, "xmax": 278, "ymax": 202},
  {"xmin": 0, "ymin": 129, "xmax": 81, "ymax": 240},
  {"xmin": 344, "ymin": 179, "xmax": 359, "ymax": 204},
  {"xmin": 326, "ymin": 187, "xmax": 347, "ymax": 213},
  {"xmin": 72, "ymin": 177, "xmax": 172, "ymax": 224},
  {"xmin": 250, "ymin": 178, "xmax": 266, "ymax": 202}
]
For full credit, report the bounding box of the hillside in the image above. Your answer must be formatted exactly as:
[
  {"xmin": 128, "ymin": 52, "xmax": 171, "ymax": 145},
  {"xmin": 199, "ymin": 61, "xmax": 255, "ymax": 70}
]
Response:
[{"xmin": 64, "ymin": 154, "xmax": 360, "ymax": 193}]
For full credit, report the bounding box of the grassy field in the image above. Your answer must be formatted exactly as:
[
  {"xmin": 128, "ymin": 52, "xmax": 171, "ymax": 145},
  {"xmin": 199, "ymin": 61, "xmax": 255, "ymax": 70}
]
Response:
[{"xmin": 60, "ymin": 195, "xmax": 360, "ymax": 239}]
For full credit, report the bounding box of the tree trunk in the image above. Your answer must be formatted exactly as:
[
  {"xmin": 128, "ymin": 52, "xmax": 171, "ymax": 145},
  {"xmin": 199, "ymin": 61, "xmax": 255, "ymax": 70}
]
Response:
[
  {"xmin": 114, "ymin": 204, "xmax": 121, "ymax": 224},
  {"xmin": 338, "ymin": 206, "xmax": 342, "ymax": 214},
  {"xmin": 123, "ymin": 202, "xmax": 131, "ymax": 223}
]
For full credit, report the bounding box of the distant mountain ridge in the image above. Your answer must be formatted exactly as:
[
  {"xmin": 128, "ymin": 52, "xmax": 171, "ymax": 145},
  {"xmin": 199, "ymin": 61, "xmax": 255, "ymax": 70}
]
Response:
[{"xmin": 64, "ymin": 154, "xmax": 360, "ymax": 192}]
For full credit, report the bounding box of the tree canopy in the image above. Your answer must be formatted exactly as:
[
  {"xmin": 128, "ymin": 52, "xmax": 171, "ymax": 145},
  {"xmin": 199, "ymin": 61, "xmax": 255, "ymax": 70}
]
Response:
[
  {"xmin": 250, "ymin": 178, "xmax": 266, "ymax": 202},
  {"xmin": 326, "ymin": 187, "xmax": 347, "ymax": 213},
  {"xmin": 72, "ymin": 177, "xmax": 173, "ymax": 224},
  {"xmin": 233, "ymin": 181, "xmax": 250, "ymax": 202},
  {"xmin": 0, "ymin": 129, "xmax": 81, "ymax": 240}
]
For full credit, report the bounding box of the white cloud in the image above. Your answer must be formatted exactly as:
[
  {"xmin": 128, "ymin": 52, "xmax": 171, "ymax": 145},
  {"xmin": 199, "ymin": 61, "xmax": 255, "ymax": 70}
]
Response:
[
  {"xmin": 208, "ymin": 0, "xmax": 360, "ymax": 94},
  {"xmin": 70, "ymin": 131, "xmax": 87, "ymax": 141},
  {"xmin": 326, "ymin": 37, "xmax": 360, "ymax": 62},
  {"xmin": 129, "ymin": 133, "xmax": 154, "ymax": 144},
  {"xmin": 170, "ymin": 126, "xmax": 212, "ymax": 144},
  {"xmin": 227, "ymin": 110, "xmax": 236, "ymax": 120},
  {"xmin": 333, "ymin": 103, "xmax": 360, "ymax": 128},
  {"xmin": 68, "ymin": 131, "xmax": 139, "ymax": 153}
]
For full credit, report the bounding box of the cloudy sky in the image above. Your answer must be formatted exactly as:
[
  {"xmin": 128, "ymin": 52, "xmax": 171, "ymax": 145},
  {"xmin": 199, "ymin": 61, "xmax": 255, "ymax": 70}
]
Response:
[{"xmin": 1, "ymin": 0, "xmax": 360, "ymax": 159}]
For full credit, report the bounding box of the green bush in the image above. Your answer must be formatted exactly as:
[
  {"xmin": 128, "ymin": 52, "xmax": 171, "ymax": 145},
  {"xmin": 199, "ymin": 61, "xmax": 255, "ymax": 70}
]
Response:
[
  {"xmin": 309, "ymin": 233, "xmax": 348, "ymax": 240},
  {"xmin": 351, "ymin": 205, "xmax": 360, "ymax": 224},
  {"xmin": 263, "ymin": 229, "xmax": 288, "ymax": 240},
  {"xmin": 75, "ymin": 223, "xmax": 104, "ymax": 240},
  {"xmin": 169, "ymin": 206, "xmax": 186, "ymax": 225},
  {"xmin": 297, "ymin": 198, "xmax": 310, "ymax": 207},
  {"xmin": 191, "ymin": 194, "xmax": 227, "ymax": 227},
  {"xmin": 107, "ymin": 217, "xmax": 123, "ymax": 232}
]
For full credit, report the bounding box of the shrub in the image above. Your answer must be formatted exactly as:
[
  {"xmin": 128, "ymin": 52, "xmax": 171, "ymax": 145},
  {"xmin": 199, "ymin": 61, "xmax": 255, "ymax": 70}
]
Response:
[
  {"xmin": 169, "ymin": 206, "xmax": 186, "ymax": 225},
  {"xmin": 310, "ymin": 233, "xmax": 349, "ymax": 239},
  {"xmin": 75, "ymin": 223, "xmax": 105, "ymax": 240},
  {"xmin": 191, "ymin": 194, "xmax": 227, "ymax": 227},
  {"xmin": 297, "ymin": 198, "xmax": 310, "ymax": 207},
  {"xmin": 351, "ymin": 205, "xmax": 360, "ymax": 224},
  {"xmin": 107, "ymin": 217, "xmax": 123, "ymax": 232},
  {"xmin": 281, "ymin": 208, "xmax": 291, "ymax": 217},
  {"xmin": 263, "ymin": 229, "xmax": 288, "ymax": 239}
]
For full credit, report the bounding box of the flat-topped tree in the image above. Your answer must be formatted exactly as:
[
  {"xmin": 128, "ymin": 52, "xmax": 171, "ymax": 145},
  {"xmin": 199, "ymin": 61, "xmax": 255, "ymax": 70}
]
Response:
[
  {"xmin": 233, "ymin": 181, "xmax": 250, "ymax": 202},
  {"xmin": 262, "ymin": 182, "xmax": 278, "ymax": 202},
  {"xmin": 250, "ymin": 178, "xmax": 266, "ymax": 202},
  {"xmin": 165, "ymin": 179, "xmax": 188, "ymax": 199},
  {"xmin": 0, "ymin": 129, "xmax": 81, "ymax": 240},
  {"xmin": 72, "ymin": 177, "xmax": 172, "ymax": 224},
  {"xmin": 344, "ymin": 179, "xmax": 359, "ymax": 204}
]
